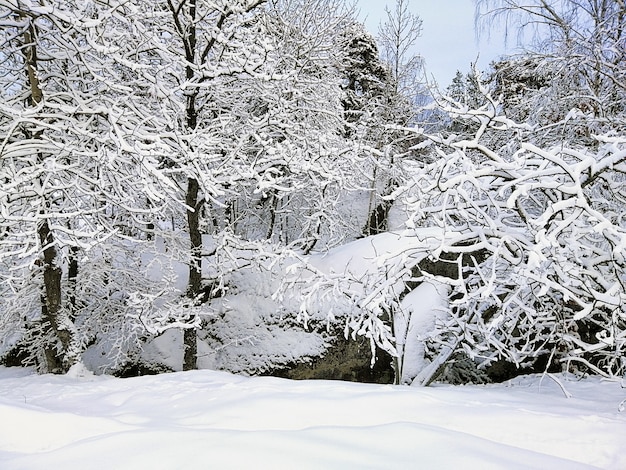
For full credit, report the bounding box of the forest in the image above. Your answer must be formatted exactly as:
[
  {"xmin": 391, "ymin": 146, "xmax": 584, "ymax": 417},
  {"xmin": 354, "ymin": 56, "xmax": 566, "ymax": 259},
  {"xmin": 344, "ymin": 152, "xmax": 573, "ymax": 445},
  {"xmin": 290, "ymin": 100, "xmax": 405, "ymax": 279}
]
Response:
[{"xmin": 1, "ymin": 0, "xmax": 625, "ymax": 387}]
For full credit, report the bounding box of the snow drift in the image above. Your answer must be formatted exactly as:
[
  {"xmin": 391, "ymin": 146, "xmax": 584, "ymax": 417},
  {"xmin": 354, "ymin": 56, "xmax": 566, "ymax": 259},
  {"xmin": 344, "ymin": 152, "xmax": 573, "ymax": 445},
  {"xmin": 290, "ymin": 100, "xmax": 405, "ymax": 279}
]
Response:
[{"xmin": 0, "ymin": 366, "xmax": 624, "ymax": 469}]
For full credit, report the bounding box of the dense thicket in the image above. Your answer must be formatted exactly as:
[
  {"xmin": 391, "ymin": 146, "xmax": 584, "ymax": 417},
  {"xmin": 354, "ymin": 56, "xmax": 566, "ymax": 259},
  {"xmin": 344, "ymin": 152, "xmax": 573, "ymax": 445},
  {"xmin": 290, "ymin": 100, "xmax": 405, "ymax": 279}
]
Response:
[
  {"xmin": 1, "ymin": 0, "xmax": 624, "ymax": 382},
  {"xmin": 290, "ymin": 0, "xmax": 626, "ymax": 384}
]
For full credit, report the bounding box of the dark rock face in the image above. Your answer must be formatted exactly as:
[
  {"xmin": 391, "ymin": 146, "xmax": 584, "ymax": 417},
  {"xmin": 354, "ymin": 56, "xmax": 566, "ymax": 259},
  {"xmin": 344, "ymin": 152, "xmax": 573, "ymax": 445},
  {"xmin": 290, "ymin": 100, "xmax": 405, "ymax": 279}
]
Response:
[
  {"xmin": 269, "ymin": 335, "xmax": 395, "ymax": 384},
  {"xmin": 114, "ymin": 363, "xmax": 171, "ymax": 378}
]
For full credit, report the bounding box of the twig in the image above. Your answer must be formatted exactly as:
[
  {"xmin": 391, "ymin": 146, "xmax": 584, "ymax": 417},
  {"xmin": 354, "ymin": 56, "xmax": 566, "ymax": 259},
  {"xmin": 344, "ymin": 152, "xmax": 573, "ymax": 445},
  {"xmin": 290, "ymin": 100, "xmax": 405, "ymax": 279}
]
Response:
[{"xmin": 540, "ymin": 372, "xmax": 572, "ymax": 398}]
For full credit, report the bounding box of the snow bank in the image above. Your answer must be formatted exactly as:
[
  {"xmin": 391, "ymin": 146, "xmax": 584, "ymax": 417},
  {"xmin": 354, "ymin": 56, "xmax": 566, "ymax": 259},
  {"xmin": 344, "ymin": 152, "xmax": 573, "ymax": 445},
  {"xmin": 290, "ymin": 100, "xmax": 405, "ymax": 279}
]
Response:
[{"xmin": 0, "ymin": 367, "xmax": 623, "ymax": 469}]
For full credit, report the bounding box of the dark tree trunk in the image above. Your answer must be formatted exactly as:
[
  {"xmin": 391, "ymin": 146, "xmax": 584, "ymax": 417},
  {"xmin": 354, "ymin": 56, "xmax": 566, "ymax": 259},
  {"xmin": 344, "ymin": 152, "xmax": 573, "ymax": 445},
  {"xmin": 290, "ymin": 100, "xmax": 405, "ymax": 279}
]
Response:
[
  {"xmin": 363, "ymin": 199, "xmax": 394, "ymax": 236},
  {"xmin": 146, "ymin": 198, "xmax": 155, "ymax": 240},
  {"xmin": 363, "ymin": 179, "xmax": 398, "ymax": 236},
  {"xmin": 264, "ymin": 190, "xmax": 278, "ymax": 240},
  {"xmin": 363, "ymin": 173, "xmax": 398, "ymax": 237},
  {"xmin": 177, "ymin": 0, "xmax": 201, "ymax": 372},
  {"xmin": 67, "ymin": 244, "xmax": 79, "ymax": 314},
  {"xmin": 184, "ymin": 176, "xmax": 201, "ymax": 371},
  {"xmin": 38, "ymin": 219, "xmax": 74, "ymax": 372},
  {"xmin": 183, "ymin": 328, "xmax": 198, "ymax": 371}
]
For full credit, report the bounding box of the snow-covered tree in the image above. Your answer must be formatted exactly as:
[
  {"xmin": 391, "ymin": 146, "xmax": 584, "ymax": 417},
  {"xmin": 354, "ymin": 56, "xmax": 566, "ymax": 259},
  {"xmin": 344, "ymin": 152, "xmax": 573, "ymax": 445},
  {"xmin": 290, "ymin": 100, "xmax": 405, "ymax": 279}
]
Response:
[
  {"xmin": 225, "ymin": 0, "xmax": 360, "ymax": 249},
  {"xmin": 123, "ymin": 0, "xmax": 275, "ymax": 370},
  {"xmin": 358, "ymin": 0, "xmax": 426, "ymax": 236},
  {"xmin": 378, "ymin": 0, "xmax": 425, "ymax": 118},
  {"xmin": 339, "ymin": 21, "xmax": 389, "ymax": 135},
  {"xmin": 479, "ymin": 0, "xmax": 626, "ymax": 144},
  {"xmin": 0, "ymin": 0, "xmax": 179, "ymax": 372}
]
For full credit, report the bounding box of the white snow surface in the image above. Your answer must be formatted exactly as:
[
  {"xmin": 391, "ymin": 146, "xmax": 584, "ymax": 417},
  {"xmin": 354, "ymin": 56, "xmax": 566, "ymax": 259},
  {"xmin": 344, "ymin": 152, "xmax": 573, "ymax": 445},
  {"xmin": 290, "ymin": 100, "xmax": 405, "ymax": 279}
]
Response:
[{"xmin": 1, "ymin": 367, "xmax": 624, "ymax": 469}]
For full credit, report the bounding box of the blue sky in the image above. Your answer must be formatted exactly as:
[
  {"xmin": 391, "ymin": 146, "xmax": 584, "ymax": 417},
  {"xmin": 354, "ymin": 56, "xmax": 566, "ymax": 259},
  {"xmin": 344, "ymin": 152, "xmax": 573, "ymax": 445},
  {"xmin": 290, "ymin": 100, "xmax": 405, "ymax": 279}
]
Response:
[{"xmin": 354, "ymin": 0, "xmax": 513, "ymax": 87}]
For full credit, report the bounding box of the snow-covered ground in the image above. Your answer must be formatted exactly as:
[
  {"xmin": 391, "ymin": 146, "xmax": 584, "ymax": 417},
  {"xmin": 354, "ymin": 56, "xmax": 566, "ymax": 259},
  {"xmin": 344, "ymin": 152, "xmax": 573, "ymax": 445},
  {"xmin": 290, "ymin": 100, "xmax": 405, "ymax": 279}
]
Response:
[{"xmin": 1, "ymin": 366, "xmax": 624, "ymax": 469}]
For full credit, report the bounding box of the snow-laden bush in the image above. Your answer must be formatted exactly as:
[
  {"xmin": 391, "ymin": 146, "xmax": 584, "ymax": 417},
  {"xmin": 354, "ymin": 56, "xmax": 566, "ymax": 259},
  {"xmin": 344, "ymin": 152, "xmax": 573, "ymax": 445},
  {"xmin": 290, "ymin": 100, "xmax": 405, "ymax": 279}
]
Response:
[{"xmin": 399, "ymin": 88, "xmax": 626, "ymax": 379}]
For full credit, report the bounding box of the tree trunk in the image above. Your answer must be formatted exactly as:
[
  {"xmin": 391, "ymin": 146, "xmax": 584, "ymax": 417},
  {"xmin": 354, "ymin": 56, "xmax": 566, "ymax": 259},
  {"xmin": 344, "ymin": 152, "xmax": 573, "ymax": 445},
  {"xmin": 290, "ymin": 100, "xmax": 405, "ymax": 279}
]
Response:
[
  {"xmin": 184, "ymin": 176, "xmax": 201, "ymax": 371},
  {"xmin": 38, "ymin": 219, "xmax": 76, "ymax": 372},
  {"xmin": 146, "ymin": 198, "xmax": 155, "ymax": 240},
  {"xmin": 264, "ymin": 190, "xmax": 278, "ymax": 240},
  {"xmin": 363, "ymin": 179, "xmax": 398, "ymax": 236},
  {"xmin": 24, "ymin": 17, "xmax": 77, "ymax": 372},
  {"xmin": 175, "ymin": 0, "xmax": 201, "ymax": 372},
  {"xmin": 67, "ymin": 244, "xmax": 79, "ymax": 314},
  {"xmin": 183, "ymin": 328, "xmax": 198, "ymax": 371},
  {"xmin": 363, "ymin": 199, "xmax": 393, "ymax": 236}
]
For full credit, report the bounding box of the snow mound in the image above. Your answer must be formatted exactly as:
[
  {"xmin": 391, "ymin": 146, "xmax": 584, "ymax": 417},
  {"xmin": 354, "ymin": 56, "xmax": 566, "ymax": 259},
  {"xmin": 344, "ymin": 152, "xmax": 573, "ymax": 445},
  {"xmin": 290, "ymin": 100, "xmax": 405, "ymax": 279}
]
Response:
[{"xmin": 0, "ymin": 366, "xmax": 624, "ymax": 469}]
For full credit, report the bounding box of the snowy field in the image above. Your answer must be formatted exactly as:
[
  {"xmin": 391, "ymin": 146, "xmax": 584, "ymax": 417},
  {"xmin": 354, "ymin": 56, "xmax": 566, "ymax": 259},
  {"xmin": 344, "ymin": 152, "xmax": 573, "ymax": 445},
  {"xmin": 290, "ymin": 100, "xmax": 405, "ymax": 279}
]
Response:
[{"xmin": 0, "ymin": 366, "xmax": 624, "ymax": 469}]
